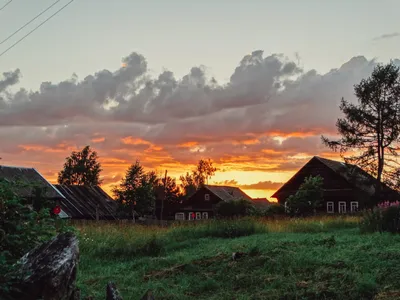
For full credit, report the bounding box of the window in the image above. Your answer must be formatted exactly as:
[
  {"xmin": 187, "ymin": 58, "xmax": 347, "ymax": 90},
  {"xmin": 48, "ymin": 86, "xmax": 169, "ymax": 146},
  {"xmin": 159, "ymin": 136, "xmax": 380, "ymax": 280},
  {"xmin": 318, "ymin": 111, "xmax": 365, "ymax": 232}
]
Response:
[
  {"xmin": 188, "ymin": 212, "xmax": 195, "ymax": 220},
  {"xmin": 338, "ymin": 202, "xmax": 346, "ymax": 214},
  {"xmin": 284, "ymin": 201, "xmax": 289, "ymax": 213},
  {"xmin": 196, "ymin": 212, "xmax": 201, "ymax": 220},
  {"xmin": 350, "ymin": 201, "xmax": 359, "ymax": 212},
  {"xmin": 327, "ymin": 202, "xmax": 334, "ymax": 213},
  {"xmin": 204, "ymin": 194, "xmax": 210, "ymax": 201},
  {"xmin": 175, "ymin": 213, "xmax": 185, "ymax": 220},
  {"xmin": 202, "ymin": 212, "xmax": 208, "ymax": 219}
]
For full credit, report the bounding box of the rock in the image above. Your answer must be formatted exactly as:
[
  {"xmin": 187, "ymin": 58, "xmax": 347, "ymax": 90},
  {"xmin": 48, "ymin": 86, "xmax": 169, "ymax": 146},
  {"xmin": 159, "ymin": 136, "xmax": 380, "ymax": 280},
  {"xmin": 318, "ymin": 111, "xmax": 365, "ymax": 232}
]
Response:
[
  {"xmin": 10, "ymin": 232, "xmax": 79, "ymax": 300},
  {"xmin": 106, "ymin": 281, "xmax": 123, "ymax": 300},
  {"xmin": 232, "ymin": 252, "xmax": 245, "ymax": 261}
]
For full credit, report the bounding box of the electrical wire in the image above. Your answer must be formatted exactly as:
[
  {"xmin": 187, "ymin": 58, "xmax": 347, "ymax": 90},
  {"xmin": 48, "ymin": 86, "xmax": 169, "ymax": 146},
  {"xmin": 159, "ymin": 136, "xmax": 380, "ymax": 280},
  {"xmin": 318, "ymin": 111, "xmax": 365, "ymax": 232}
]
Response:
[
  {"xmin": 0, "ymin": 0, "xmax": 13, "ymax": 12},
  {"xmin": 0, "ymin": 0, "xmax": 75, "ymax": 59},
  {"xmin": 0, "ymin": 0, "xmax": 63, "ymax": 46}
]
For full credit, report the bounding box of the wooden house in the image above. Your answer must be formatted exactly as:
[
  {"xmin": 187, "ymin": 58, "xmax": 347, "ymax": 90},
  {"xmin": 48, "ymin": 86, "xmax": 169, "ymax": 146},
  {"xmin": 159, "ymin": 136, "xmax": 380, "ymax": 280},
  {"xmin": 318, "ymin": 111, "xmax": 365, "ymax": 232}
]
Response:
[
  {"xmin": 271, "ymin": 156, "xmax": 399, "ymax": 214},
  {"xmin": 54, "ymin": 185, "xmax": 118, "ymax": 220},
  {"xmin": 174, "ymin": 185, "xmax": 255, "ymax": 220},
  {"xmin": 0, "ymin": 165, "xmax": 69, "ymax": 218}
]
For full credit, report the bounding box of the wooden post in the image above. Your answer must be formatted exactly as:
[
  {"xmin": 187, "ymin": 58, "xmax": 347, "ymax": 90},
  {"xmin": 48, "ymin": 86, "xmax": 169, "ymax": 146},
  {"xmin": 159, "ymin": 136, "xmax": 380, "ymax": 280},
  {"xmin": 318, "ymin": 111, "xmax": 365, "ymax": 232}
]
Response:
[{"xmin": 160, "ymin": 170, "xmax": 167, "ymax": 224}]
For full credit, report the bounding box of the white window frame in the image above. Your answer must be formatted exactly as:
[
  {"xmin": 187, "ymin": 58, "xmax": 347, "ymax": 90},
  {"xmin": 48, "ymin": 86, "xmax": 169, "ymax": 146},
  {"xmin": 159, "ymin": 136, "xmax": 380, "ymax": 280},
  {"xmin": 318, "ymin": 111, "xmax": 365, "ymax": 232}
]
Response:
[
  {"xmin": 338, "ymin": 201, "xmax": 346, "ymax": 214},
  {"xmin": 196, "ymin": 212, "xmax": 201, "ymax": 220},
  {"xmin": 188, "ymin": 212, "xmax": 195, "ymax": 220},
  {"xmin": 284, "ymin": 201, "xmax": 289, "ymax": 213},
  {"xmin": 175, "ymin": 212, "xmax": 185, "ymax": 220},
  {"xmin": 202, "ymin": 212, "xmax": 208, "ymax": 219},
  {"xmin": 204, "ymin": 193, "xmax": 210, "ymax": 201},
  {"xmin": 350, "ymin": 201, "xmax": 358, "ymax": 212},
  {"xmin": 326, "ymin": 201, "xmax": 334, "ymax": 214}
]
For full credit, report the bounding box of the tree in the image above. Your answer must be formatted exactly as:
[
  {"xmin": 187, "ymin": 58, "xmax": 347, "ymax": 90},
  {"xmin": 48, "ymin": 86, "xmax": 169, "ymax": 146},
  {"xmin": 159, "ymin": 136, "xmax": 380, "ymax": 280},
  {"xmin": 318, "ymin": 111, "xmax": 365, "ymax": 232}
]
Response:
[
  {"xmin": 113, "ymin": 161, "xmax": 155, "ymax": 220},
  {"xmin": 215, "ymin": 198, "xmax": 255, "ymax": 218},
  {"xmin": 179, "ymin": 159, "xmax": 218, "ymax": 198},
  {"xmin": 285, "ymin": 175, "xmax": 324, "ymax": 216},
  {"xmin": 57, "ymin": 145, "xmax": 102, "ymax": 185},
  {"xmin": 322, "ymin": 62, "xmax": 400, "ymax": 202}
]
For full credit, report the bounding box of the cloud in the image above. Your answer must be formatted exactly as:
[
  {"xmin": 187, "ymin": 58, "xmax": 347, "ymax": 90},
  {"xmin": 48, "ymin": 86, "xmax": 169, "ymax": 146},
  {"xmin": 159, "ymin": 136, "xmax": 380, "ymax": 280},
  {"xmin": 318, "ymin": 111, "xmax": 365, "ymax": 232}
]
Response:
[
  {"xmin": 373, "ymin": 32, "xmax": 400, "ymax": 41},
  {"xmin": 239, "ymin": 181, "xmax": 284, "ymax": 190},
  {"xmin": 0, "ymin": 50, "xmax": 397, "ymax": 197}
]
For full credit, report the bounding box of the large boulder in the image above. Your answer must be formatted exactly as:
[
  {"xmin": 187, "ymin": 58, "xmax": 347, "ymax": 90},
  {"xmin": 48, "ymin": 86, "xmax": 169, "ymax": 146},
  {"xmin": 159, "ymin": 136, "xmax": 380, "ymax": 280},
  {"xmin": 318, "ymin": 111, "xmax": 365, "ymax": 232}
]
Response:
[{"xmin": 10, "ymin": 232, "xmax": 79, "ymax": 300}]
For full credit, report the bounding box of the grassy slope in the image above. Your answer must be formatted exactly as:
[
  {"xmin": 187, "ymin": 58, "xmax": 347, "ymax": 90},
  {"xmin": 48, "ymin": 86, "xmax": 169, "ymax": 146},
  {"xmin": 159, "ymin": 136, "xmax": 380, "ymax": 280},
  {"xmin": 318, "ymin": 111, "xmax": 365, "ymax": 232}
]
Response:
[{"xmin": 76, "ymin": 219, "xmax": 400, "ymax": 300}]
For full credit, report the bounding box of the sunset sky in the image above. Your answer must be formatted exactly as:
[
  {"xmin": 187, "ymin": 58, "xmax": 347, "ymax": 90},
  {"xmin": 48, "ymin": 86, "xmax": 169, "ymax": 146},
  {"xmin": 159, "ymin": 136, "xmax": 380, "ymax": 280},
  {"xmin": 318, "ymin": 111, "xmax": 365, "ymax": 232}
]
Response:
[{"xmin": 1, "ymin": 0, "xmax": 400, "ymax": 199}]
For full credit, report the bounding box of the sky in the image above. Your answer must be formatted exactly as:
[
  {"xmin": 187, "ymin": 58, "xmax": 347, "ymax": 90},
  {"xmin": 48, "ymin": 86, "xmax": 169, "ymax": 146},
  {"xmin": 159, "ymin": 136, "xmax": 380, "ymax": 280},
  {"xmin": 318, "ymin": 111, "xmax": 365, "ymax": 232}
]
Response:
[{"xmin": 1, "ymin": 0, "xmax": 400, "ymax": 199}]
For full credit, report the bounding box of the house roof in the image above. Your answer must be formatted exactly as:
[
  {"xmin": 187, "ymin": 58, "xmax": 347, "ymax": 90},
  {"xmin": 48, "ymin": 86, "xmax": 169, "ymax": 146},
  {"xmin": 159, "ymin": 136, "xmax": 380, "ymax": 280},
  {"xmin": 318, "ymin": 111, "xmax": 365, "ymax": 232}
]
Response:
[
  {"xmin": 54, "ymin": 185, "xmax": 117, "ymax": 220},
  {"xmin": 0, "ymin": 165, "xmax": 65, "ymax": 199},
  {"xmin": 271, "ymin": 156, "xmax": 396, "ymax": 198},
  {"xmin": 204, "ymin": 185, "xmax": 253, "ymax": 202}
]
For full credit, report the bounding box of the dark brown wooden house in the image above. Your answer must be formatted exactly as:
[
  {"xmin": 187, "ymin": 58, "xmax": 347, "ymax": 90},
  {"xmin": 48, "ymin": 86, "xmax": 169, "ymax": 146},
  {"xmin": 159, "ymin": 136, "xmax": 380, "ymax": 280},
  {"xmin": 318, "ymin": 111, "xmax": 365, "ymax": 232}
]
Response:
[
  {"xmin": 54, "ymin": 185, "xmax": 117, "ymax": 220},
  {"xmin": 174, "ymin": 185, "xmax": 254, "ymax": 220},
  {"xmin": 271, "ymin": 156, "xmax": 400, "ymax": 214},
  {"xmin": 0, "ymin": 165, "xmax": 69, "ymax": 218}
]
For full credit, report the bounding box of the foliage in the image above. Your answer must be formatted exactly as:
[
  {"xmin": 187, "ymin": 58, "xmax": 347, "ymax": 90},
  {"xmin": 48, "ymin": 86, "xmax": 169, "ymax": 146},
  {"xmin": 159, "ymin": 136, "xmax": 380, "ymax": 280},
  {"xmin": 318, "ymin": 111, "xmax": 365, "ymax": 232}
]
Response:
[
  {"xmin": 0, "ymin": 179, "xmax": 58, "ymax": 298},
  {"xmin": 57, "ymin": 145, "xmax": 103, "ymax": 185},
  {"xmin": 113, "ymin": 160, "xmax": 156, "ymax": 219},
  {"xmin": 180, "ymin": 159, "xmax": 217, "ymax": 198},
  {"xmin": 214, "ymin": 198, "xmax": 255, "ymax": 218},
  {"xmin": 285, "ymin": 175, "xmax": 324, "ymax": 216},
  {"xmin": 322, "ymin": 62, "xmax": 400, "ymax": 201},
  {"xmin": 360, "ymin": 201, "xmax": 400, "ymax": 233},
  {"xmin": 77, "ymin": 217, "xmax": 394, "ymax": 300}
]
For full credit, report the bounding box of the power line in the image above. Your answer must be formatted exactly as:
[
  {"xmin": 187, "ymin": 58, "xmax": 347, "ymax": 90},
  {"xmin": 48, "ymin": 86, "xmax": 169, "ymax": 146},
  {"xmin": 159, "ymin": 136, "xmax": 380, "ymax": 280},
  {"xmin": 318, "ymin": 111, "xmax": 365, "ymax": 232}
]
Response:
[
  {"xmin": 0, "ymin": 0, "xmax": 63, "ymax": 46},
  {"xmin": 0, "ymin": 0, "xmax": 75, "ymax": 59},
  {"xmin": 0, "ymin": 0, "xmax": 13, "ymax": 12}
]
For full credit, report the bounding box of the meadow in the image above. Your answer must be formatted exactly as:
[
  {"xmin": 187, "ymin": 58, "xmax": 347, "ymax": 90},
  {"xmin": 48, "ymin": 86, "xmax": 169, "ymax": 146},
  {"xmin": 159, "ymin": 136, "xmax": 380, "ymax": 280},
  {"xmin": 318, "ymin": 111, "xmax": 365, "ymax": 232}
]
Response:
[{"xmin": 76, "ymin": 217, "xmax": 400, "ymax": 300}]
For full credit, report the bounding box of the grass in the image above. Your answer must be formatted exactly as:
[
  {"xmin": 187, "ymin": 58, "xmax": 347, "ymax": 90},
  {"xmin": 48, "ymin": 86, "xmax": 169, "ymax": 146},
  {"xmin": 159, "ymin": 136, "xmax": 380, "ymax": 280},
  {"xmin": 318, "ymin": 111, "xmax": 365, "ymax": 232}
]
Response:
[{"xmin": 76, "ymin": 216, "xmax": 400, "ymax": 299}]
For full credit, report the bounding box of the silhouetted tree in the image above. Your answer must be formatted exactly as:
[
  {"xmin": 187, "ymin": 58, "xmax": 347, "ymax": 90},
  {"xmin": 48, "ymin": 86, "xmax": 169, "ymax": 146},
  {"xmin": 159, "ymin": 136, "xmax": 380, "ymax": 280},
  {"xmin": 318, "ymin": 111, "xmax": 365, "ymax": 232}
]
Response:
[
  {"xmin": 57, "ymin": 145, "xmax": 102, "ymax": 185},
  {"xmin": 113, "ymin": 160, "xmax": 155, "ymax": 220},
  {"xmin": 322, "ymin": 62, "xmax": 400, "ymax": 201}
]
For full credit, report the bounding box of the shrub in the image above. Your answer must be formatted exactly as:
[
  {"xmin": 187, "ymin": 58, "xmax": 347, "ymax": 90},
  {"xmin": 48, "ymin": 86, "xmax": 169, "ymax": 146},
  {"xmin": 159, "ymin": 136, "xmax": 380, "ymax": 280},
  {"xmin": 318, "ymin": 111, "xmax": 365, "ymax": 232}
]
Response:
[
  {"xmin": 0, "ymin": 179, "xmax": 63, "ymax": 298},
  {"xmin": 286, "ymin": 175, "xmax": 324, "ymax": 216},
  {"xmin": 360, "ymin": 201, "xmax": 400, "ymax": 233},
  {"xmin": 215, "ymin": 198, "xmax": 255, "ymax": 218}
]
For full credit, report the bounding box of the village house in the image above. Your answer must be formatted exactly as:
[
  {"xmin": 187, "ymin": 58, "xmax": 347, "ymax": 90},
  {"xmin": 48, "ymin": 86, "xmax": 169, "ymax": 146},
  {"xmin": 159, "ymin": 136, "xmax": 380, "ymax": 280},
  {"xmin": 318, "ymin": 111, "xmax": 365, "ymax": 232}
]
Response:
[
  {"xmin": 174, "ymin": 185, "xmax": 265, "ymax": 220},
  {"xmin": 271, "ymin": 156, "xmax": 400, "ymax": 214},
  {"xmin": 54, "ymin": 185, "xmax": 118, "ymax": 220},
  {"xmin": 0, "ymin": 165, "xmax": 69, "ymax": 218}
]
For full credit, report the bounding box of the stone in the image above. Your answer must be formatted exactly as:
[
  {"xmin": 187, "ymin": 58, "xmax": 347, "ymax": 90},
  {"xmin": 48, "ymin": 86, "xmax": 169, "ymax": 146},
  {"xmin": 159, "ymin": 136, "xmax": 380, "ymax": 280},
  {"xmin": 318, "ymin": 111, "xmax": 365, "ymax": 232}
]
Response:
[
  {"xmin": 106, "ymin": 281, "xmax": 123, "ymax": 300},
  {"xmin": 10, "ymin": 232, "xmax": 79, "ymax": 300}
]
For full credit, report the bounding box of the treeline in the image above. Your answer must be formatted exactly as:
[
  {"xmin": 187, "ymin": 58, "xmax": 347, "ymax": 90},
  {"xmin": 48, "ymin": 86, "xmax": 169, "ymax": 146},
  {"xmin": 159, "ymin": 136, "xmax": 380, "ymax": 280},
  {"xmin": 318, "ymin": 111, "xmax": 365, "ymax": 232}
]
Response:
[{"xmin": 57, "ymin": 146, "xmax": 217, "ymax": 219}]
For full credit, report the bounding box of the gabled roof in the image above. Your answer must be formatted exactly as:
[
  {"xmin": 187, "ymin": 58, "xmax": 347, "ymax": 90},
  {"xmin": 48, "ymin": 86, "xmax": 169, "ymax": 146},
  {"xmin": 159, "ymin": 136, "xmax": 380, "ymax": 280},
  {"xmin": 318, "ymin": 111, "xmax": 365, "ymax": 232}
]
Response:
[
  {"xmin": 0, "ymin": 165, "xmax": 65, "ymax": 199},
  {"xmin": 271, "ymin": 156, "xmax": 396, "ymax": 198},
  {"xmin": 204, "ymin": 185, "xmax": 253, "ymax": 201},
  {"xmin": 54, "ymin": 185, "xmax": 117, "ymax": 220}
]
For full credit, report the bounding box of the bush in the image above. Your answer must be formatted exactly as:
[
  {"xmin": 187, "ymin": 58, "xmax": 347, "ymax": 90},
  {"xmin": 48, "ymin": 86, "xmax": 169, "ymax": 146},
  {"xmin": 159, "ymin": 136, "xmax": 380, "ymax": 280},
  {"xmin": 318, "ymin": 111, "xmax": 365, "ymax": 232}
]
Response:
[
  {"xmin": 215, "ymin": 198, "xmax": 255, "ymax": 218},
  {"xmin": 360, "ymin": 201, "xmax": 400, "ymax": 233},
  {"xmin": 0, "ymin": 179, "xmax": 63, "ymax": 298}
]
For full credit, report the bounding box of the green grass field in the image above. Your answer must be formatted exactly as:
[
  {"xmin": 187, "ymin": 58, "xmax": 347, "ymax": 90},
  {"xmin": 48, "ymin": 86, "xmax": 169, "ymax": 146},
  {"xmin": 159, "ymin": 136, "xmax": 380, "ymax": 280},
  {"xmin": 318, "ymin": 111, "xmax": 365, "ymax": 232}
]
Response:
[{"xmin": 76, "ymin": 217, "xmax": 400, "ymax": 300}]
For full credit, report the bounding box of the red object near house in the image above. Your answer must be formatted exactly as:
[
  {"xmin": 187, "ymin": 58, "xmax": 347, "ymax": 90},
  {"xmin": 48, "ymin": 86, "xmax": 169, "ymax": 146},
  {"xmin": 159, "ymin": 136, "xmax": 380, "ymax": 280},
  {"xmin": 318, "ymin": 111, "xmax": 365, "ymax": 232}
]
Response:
[
  {"xmin": 53, "ymin": 205, "xmax": 61, "ymax": 215},
  {"xmin": 191, "ymin": 212, "xmax": 195, "ymax": 219}
]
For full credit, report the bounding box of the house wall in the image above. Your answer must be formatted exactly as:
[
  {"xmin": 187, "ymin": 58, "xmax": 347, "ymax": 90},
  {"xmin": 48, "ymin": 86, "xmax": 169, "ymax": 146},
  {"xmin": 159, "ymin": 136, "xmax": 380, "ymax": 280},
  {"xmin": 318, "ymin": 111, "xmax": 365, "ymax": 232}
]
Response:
[
  {"xmin": 275, "ymin": 158, "xmax": 368, "ymax": 213},
  {"xmin": 175, "ymin": 187, "xmax": 222, "ymax": 220}
]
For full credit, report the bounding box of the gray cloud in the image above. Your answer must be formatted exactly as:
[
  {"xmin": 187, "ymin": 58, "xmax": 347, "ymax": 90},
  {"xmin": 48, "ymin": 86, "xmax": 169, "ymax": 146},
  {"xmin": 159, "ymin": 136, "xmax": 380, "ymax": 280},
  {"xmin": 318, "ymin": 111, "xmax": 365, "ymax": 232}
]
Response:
[
  {"xmin": 0, "ymin": 50, "xmax": 398, "ymax": 175},
  {"xmin": 373, "ymin": 32, "xmax": 400, "ymax": 41}
]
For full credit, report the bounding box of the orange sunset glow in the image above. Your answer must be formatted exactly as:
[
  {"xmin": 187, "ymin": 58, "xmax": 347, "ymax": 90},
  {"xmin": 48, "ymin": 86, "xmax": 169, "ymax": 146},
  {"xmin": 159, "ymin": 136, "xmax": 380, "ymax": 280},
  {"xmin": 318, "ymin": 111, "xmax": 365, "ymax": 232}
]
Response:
[{"xmin": 0, "ymin": 51, "xmax": 382, "ymax": 200}]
